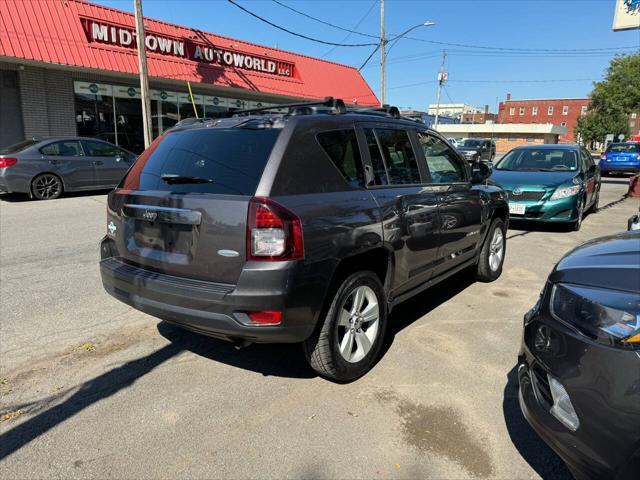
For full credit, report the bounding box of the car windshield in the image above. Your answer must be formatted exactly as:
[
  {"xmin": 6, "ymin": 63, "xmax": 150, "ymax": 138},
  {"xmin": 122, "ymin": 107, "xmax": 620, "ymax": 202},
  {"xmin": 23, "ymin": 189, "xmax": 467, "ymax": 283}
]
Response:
[
  {"xmin": 607, "ymin": 143, "xmax": 639, "ymax": 153},
  {"xmin": 461, "ymin": 139, "xmax": 483, "ymax": 148},
  {"xmin": 0, "ymin": 139, "xmax": 38, "ymax": 154},
  {"xmin": 495, "ymin": 149, "xmax": 578, "ymax": 172}
]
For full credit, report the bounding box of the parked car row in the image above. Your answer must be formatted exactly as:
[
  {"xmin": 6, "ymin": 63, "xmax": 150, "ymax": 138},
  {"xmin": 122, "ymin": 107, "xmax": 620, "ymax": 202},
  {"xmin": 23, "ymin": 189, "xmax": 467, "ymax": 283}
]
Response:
[{"xmin": 2, "ymin": 98, "xmax": 637, "ymax": 479}]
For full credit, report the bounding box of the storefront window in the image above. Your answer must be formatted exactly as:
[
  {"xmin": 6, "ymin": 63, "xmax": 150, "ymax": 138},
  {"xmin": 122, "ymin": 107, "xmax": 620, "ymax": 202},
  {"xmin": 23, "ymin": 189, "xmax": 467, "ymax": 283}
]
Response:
[
  {"xmin": 158, "ymin": 100, "xmax": 179, "ymax": 134},
  {"xmin": 75, "ymin": 93, "xmax": 115, "ymax": 143},
  {"xmin": 178, "ymin": 94, "xmax": 203, "ymax": 121},
  {"xmin": 73, "ymin": 82, "xmax": 275, "ymax": 154},
  {"xmin": 114, "ymin": 96, "xmax": 145, "ymax": 154}
]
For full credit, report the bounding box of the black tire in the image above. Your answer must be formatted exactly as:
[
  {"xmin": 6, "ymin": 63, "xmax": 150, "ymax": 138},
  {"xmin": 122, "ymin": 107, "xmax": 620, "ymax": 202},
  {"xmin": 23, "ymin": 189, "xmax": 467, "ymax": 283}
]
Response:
[
  {"xmin": 303, "ymin": 271, "xmax": 387, "ymax": 382},
  {"xmin": 31, "ymin": 173, "xmax": 63, "ymax": 200},
  {"xmin": 475, "ymin": 218, "xmax": 506, "ymax": 282},
  {"xmin": 572, "ymin": 196, "xmax": 586, "ymax": 231},
  {"xmin": 589, "ymin": 189, "xmax": 599, "ymax": 214}
]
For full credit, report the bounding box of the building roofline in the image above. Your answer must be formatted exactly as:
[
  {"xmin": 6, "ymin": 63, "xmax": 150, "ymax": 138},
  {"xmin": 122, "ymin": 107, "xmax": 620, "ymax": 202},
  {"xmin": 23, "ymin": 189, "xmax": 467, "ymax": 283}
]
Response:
[
  {"xmin": 75, "ymin": 0, "xmax": 363, "ymax": 72},
  {"xmin": 501, "ymin": 98, "xmax": 590, "ymax": 103},
  {"xmin": 433, "ymin": 123, "xmax": 567, "ymax": 135}
]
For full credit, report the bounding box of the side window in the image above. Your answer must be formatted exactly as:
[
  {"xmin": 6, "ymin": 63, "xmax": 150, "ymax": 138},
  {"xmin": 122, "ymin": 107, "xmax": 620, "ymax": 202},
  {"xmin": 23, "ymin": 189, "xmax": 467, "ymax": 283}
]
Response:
[
  {"xmin": 316, "ymin": 129, "xmax": 365, "ymax": 189},
  {"xmin": 581, "ymin": 148, "xmax": 594, "ymax": 170},
  {"xmin": 40, "ymin": 141, "xmax": 82, "ymax": 156},
  {"xmin": 373, "ymin": 128, "xmax": 421, "ymax": 185},
  {"xmin": 82, "ymin": 140, "xmax": 119, "ymax": 157},
  {"xmin": 364, "ymin": 128, "xmax": 389, "ymax": 186},
  {"xmin": 417, "ymin": 132, "xmax": 467, "ymax": 184}
]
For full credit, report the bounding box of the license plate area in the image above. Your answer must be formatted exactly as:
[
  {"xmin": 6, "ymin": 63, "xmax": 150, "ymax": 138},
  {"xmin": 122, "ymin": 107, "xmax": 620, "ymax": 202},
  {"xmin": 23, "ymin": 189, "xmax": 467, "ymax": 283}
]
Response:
[
  {"xmin": 133, "ymin": 220, "xmax": 194, "ymax": 254},
  {"xmin": 509, "ymin": 203, "xmax": 526, "ymax": 215}
]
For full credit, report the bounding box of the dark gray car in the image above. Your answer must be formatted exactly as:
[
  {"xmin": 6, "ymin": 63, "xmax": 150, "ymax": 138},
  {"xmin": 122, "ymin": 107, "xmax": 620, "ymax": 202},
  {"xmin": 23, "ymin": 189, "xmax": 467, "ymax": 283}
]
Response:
[
  {"xmin": 518, "ymin": 231, "xmax": 640, "ymax": 479},
  {"xmin": 99, "ymin": 98, "xmax": 509, "ymax": 381},
  {"xmin": 457, "ymin": 138, "xmax": 496, "ymax": 164},
  {"xmin": 0, "ymin": 137, "xmax": 136, "ymax": 200}
]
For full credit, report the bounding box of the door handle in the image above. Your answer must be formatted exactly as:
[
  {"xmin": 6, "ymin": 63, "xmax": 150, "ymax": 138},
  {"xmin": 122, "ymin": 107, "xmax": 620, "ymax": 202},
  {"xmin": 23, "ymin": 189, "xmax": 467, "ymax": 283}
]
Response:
[
  {"xmin": 93, "ymin": 160, "xmax": 104, "ymax": 166},
  {"xmin": 48, "ymin": 159, "xmax": 58, "ymax": 166}
]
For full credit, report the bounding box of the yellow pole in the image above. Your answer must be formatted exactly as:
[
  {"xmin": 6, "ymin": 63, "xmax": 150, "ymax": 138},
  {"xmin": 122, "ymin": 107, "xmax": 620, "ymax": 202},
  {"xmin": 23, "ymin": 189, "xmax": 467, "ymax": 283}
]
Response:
[{"xmin": 187, "ymin": 81, "xmax": 199, "ymax": 119}]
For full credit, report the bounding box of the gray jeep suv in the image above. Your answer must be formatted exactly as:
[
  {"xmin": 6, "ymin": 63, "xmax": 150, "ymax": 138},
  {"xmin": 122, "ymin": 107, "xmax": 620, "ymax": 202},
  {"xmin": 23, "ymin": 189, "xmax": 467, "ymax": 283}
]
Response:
[{"xmin": 100, "ymin": 98, "xmax": 508, "ymax": 381}]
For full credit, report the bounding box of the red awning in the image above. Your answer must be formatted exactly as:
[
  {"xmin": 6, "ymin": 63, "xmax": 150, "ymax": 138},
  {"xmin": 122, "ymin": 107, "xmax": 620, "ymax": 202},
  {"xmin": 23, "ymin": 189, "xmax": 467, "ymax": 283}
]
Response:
[{"xmin": 0, "ymin": 0, "xmax": 379, "ymax": 106}]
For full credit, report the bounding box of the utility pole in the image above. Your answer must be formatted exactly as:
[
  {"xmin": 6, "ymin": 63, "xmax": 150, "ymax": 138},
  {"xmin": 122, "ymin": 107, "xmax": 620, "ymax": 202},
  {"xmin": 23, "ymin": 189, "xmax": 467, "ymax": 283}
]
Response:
[
  {"xmin": 134, "ymin": 0, "xmax": 152, "ymax": 149},
  {"xmin": 380, "ymin": 0, "xmax": 385, "ymax": 106},
  {"xmin": 433, "ymin": 49, "xmax": 446, "ymax": 128}
]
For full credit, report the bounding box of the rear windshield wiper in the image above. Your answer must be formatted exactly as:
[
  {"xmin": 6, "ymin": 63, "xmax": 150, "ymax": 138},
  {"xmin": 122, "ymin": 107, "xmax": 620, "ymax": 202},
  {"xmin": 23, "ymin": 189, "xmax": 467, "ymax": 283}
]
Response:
[{"xmin": 160, "ymin": 174, "xmax": 213, "ymax": 184}]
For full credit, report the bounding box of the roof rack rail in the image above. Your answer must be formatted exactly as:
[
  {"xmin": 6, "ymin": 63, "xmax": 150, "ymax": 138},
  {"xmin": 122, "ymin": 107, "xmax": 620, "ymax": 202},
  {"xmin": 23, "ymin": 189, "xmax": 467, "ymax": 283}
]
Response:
[
  {"xmin": 174, "ymin": 117, "xmax": 215, "ymax": 127},
  {"xmin": 354, "ymin": 105, "xmax": 401, "ymax": 119},
  {"xmin": 235, "ymin": 97, "xmax": 346, "ymax": 116}
]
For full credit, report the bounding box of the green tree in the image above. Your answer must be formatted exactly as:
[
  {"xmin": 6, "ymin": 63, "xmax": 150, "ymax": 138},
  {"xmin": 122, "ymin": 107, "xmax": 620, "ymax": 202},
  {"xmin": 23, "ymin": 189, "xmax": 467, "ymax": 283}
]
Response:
[
  {"xmin": 590, "ymin": 54, "xmax": 640, "ymax": 113},
  {"xmin": 575, "ymin": 108, "xmax": 629, "ymax": 145},
  {"xmin": 576, "ymin": 53, "xmax": 639, "ymax": 144}
]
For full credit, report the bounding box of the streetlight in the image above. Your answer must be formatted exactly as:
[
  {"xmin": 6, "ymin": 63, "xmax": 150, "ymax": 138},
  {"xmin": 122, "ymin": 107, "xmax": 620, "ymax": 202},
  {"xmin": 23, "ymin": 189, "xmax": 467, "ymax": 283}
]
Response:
[{"xmin": 379, "ymin": 1, "xmax": 435, "ymax": 106}]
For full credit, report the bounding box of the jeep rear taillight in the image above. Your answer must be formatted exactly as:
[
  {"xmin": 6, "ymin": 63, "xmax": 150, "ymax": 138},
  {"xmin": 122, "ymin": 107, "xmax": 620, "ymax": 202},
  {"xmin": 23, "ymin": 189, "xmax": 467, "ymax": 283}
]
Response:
[
  {"xmin": 247, "ymin": 197, "xmax": 303, "ymax": 261},
  {"xmin": 0, "ymin": 158, "xmax": 18, "ymax": 168}
]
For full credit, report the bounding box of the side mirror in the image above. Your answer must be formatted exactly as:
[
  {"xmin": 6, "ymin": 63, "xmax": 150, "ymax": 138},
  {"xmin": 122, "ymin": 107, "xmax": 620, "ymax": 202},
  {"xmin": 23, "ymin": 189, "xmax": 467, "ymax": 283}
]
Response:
[
  {"xmin": 471, "ymin": 162, "xmax": 492, "ymax": 184},
  {"xmin": 115, "ymin": 155, "xmax": 123, "ymax": 163},
  {"xmin": 628, "ymin": 214, "xmax": 640, "ymax": 231}
]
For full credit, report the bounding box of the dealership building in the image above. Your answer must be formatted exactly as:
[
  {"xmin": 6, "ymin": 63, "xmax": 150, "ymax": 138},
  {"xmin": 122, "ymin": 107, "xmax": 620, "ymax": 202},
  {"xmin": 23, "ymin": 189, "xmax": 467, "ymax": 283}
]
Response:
[{"xmin": 0, "ymin": 0, "xmax": 378, "ymax": 152}]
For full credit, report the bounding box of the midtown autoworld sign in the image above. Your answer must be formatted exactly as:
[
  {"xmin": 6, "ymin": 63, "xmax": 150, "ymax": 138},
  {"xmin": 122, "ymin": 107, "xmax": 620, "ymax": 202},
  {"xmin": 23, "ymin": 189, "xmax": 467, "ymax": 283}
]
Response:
[{"xmin": 81, "ymin": 19, "xmax": 295, "ymax": 77}]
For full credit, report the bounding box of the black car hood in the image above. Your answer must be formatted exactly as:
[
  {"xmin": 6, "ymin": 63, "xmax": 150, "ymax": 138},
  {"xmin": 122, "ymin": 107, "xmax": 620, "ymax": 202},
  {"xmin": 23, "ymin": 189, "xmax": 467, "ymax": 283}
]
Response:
[{"xmin": 550, "ymin": 231, "xmax": 640, "ymax": 294}]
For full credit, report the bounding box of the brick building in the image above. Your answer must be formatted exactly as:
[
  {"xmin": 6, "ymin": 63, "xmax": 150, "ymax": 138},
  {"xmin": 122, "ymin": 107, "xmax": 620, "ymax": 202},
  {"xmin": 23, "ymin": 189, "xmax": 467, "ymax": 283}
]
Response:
[
  {"xmin": 434, "ymin": 123, "xmax": 566, "ymax": 153},
  {"xmin": 498, "ymin": 94, "xmax": 590, "ymax": 143},
  {"xmin": 461, "ymin": 105, "xmax": 497, "ymax": 124}
]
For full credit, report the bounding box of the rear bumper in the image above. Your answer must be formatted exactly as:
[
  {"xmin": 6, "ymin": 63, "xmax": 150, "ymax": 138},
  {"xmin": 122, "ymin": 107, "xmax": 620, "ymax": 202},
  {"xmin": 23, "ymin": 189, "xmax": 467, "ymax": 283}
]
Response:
[
  {"xmin": 100, "ymin": 238, "xmax": 319, "ymax": 343},
  {"xmin": 600, "ymin": 164, "xmax": 639, "ymax": 174}
]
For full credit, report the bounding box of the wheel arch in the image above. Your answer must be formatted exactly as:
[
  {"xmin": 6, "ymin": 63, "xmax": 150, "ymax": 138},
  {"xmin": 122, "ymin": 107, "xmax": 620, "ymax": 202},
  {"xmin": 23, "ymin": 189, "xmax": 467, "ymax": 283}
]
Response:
[
  {"xmin": 30, "ymin": 171, "xmax": 66, "ymax": 197},
  {"xmin": 323, "ymin": 247, "xmax": 394, "ymax": 311}
]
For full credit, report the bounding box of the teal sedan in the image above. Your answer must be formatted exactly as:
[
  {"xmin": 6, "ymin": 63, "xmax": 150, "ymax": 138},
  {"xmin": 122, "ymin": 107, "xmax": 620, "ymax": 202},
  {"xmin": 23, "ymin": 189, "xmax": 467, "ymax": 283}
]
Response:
[{"xmin": 490, "ymin": 144, "xmax": 601, "ymax": 231}]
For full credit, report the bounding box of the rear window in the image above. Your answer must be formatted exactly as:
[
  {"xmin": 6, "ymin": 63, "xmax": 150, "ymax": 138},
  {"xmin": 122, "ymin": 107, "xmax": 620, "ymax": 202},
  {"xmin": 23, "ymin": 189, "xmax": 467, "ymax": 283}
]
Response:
[
  {"xmin": 607, "ymin": 143, "xmax": 639, "ymax": 153},
  {"xmin": 121, "ymin": 128, "xmax": 281, "ymax": 195},
  {"xmin": 0, "ymin": 139, "xmax": 38, "ymax": 154}
]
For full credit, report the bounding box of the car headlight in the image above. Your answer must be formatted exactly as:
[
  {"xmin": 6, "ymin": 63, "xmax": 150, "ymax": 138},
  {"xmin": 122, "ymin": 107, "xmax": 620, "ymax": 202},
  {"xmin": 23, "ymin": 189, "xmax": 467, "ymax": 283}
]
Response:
[
  {"xmin": 551, "ymin": 283, "xmax": 640, "ymax": 348},
  {"xmin": 550, "ymin": 185, "xmax": 581, "ymax": 200}
]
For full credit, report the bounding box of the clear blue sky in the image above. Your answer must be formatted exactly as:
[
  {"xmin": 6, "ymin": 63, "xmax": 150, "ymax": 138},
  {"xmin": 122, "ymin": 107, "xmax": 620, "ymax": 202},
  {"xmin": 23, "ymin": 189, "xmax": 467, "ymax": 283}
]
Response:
[{"xmin": 97, "ymin": 0, "xmax": 640, "ymax": 111}]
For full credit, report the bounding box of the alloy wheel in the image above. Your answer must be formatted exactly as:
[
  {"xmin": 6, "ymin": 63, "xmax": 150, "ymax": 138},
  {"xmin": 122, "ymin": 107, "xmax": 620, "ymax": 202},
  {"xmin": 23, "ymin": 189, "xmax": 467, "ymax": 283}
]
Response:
[
  {"xmin": 337, "ymin": 285, "xmax": 380, "ymax": 363},
  {"xmin": 33, "ymin": 174, "xmax": 61, "ymax": 200},
  {"xmin": 489, "ymin": 227, "xmax": 504, "ymax": 272}
]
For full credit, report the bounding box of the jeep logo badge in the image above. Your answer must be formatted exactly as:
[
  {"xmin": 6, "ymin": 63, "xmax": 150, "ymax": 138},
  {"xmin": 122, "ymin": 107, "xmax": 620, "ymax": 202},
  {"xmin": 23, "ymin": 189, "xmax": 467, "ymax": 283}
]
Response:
[{"xmin": 142, "ymin": 210, "xmax": 157, "ymax": 221}]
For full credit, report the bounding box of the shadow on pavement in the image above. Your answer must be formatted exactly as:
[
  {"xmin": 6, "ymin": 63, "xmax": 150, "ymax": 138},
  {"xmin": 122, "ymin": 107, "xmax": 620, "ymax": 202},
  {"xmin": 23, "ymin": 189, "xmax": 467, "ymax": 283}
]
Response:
[
  {"xmin": 382, "ymin": 267, "xmax": 476, "ymax": 355},
  {"xmin": 0, "ymin": 190, "xmax": 111, "ymax": 203},
  {"xmin": 157, "ymin": 321, "xmax": 316, "ymax": 379},
  {"xmin": 503, "ymin": 366, "xmax": 573, "ymax": 480},
  {"xmin": 0, "ymin": 343, "xmax": 183, "ymax": 461}
]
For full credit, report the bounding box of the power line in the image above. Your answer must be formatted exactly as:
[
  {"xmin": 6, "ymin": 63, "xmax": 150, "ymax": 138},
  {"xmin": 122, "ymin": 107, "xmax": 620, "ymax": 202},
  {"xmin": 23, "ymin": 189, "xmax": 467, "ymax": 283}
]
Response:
[
  {"xmin": 322, "ymin": 0, "xmax": 378, "ymax": 57},
  {"xmin": 272, "ymin": 0, "xmax": 379, "ymax": 40},
  {"xmin": 389, "ymin": 78, "xmax": 598, "ymax": 90},
  {"xmin": 260, "ymin": 1, "xmax": 638, "ymax": 54},
  {"xmin": 395, "ymin": 37, "xmax": 639, "ymax": 53},
  {"xmin": 227, "ymin": 0, "xmax": 378, "ymax": 47},
  {"xmin": 358, "ymin": 43, "xmax": 382, "ymax": 71}
]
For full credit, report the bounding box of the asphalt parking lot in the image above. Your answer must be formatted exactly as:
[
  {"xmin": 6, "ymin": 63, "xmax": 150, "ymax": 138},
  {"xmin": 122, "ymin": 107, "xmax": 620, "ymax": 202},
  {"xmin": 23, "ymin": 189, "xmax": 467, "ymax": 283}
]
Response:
[{"xmin": 1, "ymin": 177, "xmax": 638, "ymax": 479}]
